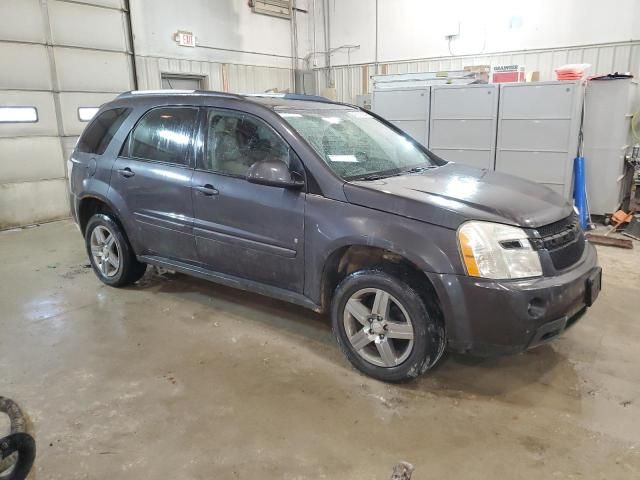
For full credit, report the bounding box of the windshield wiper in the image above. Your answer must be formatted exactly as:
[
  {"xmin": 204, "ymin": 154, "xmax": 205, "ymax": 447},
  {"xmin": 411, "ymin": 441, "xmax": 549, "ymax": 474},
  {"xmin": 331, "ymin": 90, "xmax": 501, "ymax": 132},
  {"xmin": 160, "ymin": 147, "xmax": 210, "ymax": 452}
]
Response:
[
  {"xmin": 402, "ymin": 165, "xmax": 438, "ymax": 174},
  {"xmin": 351, "ymin": 173, "xmax": 389, "ymax": 181}
]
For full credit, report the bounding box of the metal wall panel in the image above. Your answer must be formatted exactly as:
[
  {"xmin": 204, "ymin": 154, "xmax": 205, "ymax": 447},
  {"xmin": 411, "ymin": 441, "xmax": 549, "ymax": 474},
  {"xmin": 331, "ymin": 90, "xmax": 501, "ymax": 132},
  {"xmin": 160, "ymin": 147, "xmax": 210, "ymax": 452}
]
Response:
[
  {"xmin": 136, "ymin": 56, "xmax": 223, "ymax": 90},
  {"xmin": 430, "ymin": 149, "xmax": 493, "ymax": 170},
  {"xmin": 58, "ymin": 92, "xmax": 120, "ymax": 136},
  {"xmin": 71, "ymin": 0, "xmax": 125, "ymax": 8},
  {"xmin": 373, "ymin": 89, "xmax": 429, "ymax": 120},
  {"xmin": 54, "ymin": 47, "xmax": 132, "ymax": 92},
  {"xmin": 495, "ymin": 81, "xmax": 583, "ymax": 198},
  {"xmin": 430, "ymin": 120, "xmax": 495, "ymax": 150},
  {"xmin": 0, "ymin": 0, "xmax": 46, "ymax": 43},
  {"xmin": 0, "ymin": 179, "xmax": 70, "ymax": 228},
  {"xmin": 0, "ymin": 137, "xmax": 64, "ymax": 183},
  {"xmin": 0, "ymin": 91, "xmax": 58, "ymax": 137},
  {"xmin": 429, "ymin": 84, "xmax": 498, "ymax": 170},
  {"xmin": 316, "ymin": 41, "xmax": 640, "ymax": 105},
  {"xmin": 0, "ymin": 43, "xmax": 52, "ymax": 91},
  {"xmin": 372, "ymin": 88, "xmax": 430, "ymax": 145},
  {"xmin": 49, "ymin": 1, "xmax": 128, "ymax": 51},
  {"xmin": 226, "ymin": 64, "xmax": 291, "ymax": 93},
  {"xmin": 0, "ymin": 0, "xmax": 134, "ymax": 228}
]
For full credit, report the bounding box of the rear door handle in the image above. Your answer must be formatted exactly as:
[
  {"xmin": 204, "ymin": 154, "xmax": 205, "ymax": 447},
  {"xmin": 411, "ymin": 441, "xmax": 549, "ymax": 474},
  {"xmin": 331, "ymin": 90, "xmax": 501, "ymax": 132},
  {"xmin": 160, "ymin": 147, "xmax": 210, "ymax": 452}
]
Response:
[
  {"xmin": 117, "ymin": 167, "xmax": 135, "ymax": 178},
  {"xmin": 195, "ymin": 184, "xmax": 219, "ymax": 196}
]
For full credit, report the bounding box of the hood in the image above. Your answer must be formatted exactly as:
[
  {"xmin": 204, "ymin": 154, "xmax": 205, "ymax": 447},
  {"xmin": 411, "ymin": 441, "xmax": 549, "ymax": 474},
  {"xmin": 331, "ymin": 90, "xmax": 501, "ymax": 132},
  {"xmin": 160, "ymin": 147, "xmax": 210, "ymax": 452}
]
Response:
[{"xmin": 343, "ymin": 163, "xmax": 573, "ymax": 230}]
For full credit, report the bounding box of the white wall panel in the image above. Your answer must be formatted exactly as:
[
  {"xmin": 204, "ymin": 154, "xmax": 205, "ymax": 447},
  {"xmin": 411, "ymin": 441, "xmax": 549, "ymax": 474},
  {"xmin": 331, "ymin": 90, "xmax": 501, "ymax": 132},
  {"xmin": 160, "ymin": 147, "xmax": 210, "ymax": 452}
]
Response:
[
  {"xmin": 58, "ymin": 92, "xmax": 120, "ymax": 136},
  {"xmin": 135, "ymin": 56, "xmax": 223, "ymax": 90},
  {"xmin": 0, "ymin": 179, "xmax": 69, "ymax": 229},
  {"xmin": 54, "ymin": 47, "xmax": 132, "ymax": 92},
  {"xmin": 72, "ymin": 0, "xmax": 124, "ymax": 8},
  {"xmin": 0, "ymin": 43, "xmax": 52, "ymax": 91},
  {"xmin": 0, "ymin": 91, "xmax": 58, "ymax": 137},
  {"xmin": 227, "ymin": 65, "xmax": 291, "ymax": 94},
  {"xmin": 130, "ymin": 0, "xmax": 293, "ymax": 68},
  {"xmin": 312, "ymin": 0, "xmax": 640, "ymax": 66},
  {"xmin": 49, "ymin": 1, "xmax": 128, "ymax": 52},
  {"xmin": 316, "ymin": 41, "xmax": 640, "ymax": 103},
  {"xmin": 0, "ymin": 0, "xmax": 46, "ymax": 43},
  {"xmin": 0, "ymin": 137, "xmax": 64, "ymax": 183},
  {"xmin": 61, "ymin": 136, "xmax": 80, "ymax": 163},
  {"xmin": 0, "ymin": 0, "xmax": 133, "ymax": 228}
]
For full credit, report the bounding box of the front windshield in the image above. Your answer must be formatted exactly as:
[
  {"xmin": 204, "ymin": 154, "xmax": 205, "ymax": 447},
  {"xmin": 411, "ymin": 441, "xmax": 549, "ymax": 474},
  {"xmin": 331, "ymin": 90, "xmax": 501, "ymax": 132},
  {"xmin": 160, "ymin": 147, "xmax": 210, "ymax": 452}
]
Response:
[{"xmin": 278, "ymin": 108, "xmax": 438, "ymax": 180}]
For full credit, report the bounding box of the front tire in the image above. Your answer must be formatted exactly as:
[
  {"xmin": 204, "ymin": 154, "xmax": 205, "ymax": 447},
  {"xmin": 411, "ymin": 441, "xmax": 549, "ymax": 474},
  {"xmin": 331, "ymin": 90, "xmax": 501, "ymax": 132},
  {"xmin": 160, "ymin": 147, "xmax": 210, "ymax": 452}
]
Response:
[
  {"xmin": 85, "ymin": 213, "xmax": 146, "ymax": 287},
  {"xmin": 331, "ymin": 270, "xmax": 444, "ymax": 382}
]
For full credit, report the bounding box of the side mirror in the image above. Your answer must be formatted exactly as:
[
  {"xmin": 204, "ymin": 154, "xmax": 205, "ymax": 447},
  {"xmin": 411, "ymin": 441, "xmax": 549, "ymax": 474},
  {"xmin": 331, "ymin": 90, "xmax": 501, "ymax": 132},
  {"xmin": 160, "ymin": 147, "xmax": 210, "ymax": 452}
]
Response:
[{"xmin": 246, "ymin": 159, "xmax": 304, "ymax": 189}]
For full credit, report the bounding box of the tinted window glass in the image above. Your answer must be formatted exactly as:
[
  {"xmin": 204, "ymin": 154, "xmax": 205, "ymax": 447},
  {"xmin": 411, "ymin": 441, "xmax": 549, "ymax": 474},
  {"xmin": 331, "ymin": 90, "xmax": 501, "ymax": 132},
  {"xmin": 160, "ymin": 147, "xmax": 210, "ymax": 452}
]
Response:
[
  {"xmin": 201, "ymin": 109, "xmax": 289, "ymax": 177},
  {"xmin": 77, "ymin": 108, "xmax": 130, "ymax": 155},
  {"xmin": 126, "ymin": 107, "xmax": 197, "ymax": 166}
]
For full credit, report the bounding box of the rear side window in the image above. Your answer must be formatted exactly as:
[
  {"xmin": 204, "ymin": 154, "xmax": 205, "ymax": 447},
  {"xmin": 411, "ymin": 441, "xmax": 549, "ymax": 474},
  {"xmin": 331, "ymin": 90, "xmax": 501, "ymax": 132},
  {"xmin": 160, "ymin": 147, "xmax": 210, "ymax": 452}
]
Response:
[
  {"xmin": 77, "ymin": 107, "xmax": 130, "ymax": 155},
  {"xmin": 122, "ymin": 107, "xmax": 198, "ymax": 166}
]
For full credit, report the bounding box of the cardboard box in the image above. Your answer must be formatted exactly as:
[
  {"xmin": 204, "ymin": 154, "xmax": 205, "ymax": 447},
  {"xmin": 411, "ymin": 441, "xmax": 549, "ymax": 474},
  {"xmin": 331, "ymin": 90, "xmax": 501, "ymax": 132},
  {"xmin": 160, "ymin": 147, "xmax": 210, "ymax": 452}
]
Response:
[{"xmin": 491, "ymin": 64, "xmax": 525, "ymax": 83}]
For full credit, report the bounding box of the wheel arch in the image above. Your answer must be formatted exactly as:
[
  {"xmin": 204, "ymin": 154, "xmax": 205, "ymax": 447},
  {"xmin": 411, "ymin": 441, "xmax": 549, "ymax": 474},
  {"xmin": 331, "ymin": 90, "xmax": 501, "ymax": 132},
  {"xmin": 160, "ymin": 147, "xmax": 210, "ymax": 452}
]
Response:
[
  {"xmin": 77, "ymin": 195, "xmax": 139, "ymax": 254},
  {"xmin": 318, "ymin": 243, "xmax": 445, "ymax": 334}
]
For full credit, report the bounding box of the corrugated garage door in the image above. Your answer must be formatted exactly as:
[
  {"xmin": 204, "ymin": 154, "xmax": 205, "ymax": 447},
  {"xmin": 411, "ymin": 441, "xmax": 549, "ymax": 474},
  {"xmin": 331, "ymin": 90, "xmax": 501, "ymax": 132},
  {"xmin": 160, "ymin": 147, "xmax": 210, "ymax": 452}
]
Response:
[{"xmin": 0, "ymin": 0, "xmax": 135, "ymax": 229}]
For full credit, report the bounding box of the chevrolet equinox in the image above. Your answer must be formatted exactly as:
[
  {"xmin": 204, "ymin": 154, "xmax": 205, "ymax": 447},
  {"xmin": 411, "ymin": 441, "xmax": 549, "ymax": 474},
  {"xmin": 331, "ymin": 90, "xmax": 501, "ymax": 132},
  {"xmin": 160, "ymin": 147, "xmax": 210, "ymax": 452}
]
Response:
[{"xmin": 69, "ymin": 90, "xmax": 601, "ymax": 382}]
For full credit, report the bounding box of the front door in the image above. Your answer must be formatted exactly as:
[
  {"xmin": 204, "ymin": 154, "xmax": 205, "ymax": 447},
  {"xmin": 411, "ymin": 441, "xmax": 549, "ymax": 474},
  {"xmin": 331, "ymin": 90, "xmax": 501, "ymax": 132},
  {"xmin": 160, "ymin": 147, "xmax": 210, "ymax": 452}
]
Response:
[
  {"xmin": 110, "ymin": 106, "xmax": 199, "ymax": 262},
  {"xmin": 191, "ymin": 108, "xmax": 305, "ymax": 292}
]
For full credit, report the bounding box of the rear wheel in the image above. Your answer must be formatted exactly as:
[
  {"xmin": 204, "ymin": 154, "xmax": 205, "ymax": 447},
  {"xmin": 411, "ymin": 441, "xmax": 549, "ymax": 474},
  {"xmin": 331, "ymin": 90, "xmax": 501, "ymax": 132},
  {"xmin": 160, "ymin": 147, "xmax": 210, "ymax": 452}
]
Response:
[
  {"xmin": 85, "ymin": 214, "xmax": 146, "ymax": 287},
  {"xmin": 331, "ymin": 270, "xmax": 444, "ymax": 382}
]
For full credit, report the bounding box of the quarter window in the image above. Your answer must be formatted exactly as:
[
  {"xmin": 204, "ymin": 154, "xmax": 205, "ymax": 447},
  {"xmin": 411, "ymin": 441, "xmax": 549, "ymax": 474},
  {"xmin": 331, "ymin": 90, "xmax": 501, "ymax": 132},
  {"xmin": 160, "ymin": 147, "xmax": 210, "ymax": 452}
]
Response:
[
  {"xmin": 77, "ymin": 107, "xmax": 131, "ymax": 155},
  {"xmin": 201, "ymin": 109, "xmax": 290, "ymax": 176},
  {"xmin": 124, "ymin": 107, "xmax": 197, "ymax": 166}
]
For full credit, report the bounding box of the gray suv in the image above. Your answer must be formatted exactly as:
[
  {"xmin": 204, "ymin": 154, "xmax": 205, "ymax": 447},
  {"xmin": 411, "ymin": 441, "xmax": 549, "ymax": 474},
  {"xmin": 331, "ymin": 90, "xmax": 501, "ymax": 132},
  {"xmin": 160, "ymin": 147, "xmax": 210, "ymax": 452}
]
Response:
[{"xmin": 69, "ymin": 90, "xmax": 601, "ymax": 382}]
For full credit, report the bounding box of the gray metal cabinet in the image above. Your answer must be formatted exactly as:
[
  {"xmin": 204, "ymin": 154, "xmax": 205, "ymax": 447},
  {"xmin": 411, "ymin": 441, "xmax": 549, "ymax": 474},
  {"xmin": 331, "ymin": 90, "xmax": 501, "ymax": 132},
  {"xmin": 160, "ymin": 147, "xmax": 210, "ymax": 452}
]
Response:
[
  {"xmin": 495, "ymin": 81, "xmax": 583, "ymax": 198},
  {"xmin": 371, "ymin": 87, "xmax": 430, "ymax": 146},
  {"xmin": 582, "ymin": 78, "xmax": 639, "ymax": 215},
  {"xmin": 428, "ymin": 84, "xmax": 499, "ymax": 169}
]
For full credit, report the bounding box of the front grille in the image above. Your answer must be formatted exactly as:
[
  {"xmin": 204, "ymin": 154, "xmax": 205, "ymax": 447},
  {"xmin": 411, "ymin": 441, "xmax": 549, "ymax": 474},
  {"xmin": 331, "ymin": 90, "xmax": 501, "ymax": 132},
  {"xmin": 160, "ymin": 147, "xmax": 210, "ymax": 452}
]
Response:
[
  {"xmin": 537, "ymin": 213, "xmax": 579, "ymax": 237},
  {"xmin": 548, "ymin": 234, "xmax": 586, "ymax": 270},
  {"xmin": 533, "ymin": 213, "xmax": 585, "ymax": 270}
]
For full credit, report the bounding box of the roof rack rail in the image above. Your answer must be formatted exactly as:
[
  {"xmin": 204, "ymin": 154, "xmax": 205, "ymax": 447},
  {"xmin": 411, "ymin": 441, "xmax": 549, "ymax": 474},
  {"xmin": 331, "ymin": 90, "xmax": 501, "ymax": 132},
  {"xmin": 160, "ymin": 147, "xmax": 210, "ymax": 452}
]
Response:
[{"xmin": 116, "ymin": 89, "xmax": 244, "ymax": 99}]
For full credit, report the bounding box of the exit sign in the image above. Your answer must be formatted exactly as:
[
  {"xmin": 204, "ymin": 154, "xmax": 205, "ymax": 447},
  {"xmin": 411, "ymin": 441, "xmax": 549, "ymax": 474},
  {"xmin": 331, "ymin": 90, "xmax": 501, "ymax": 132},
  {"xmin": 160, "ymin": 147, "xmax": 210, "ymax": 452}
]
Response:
[{"xmin": 174, "ymin": 31, "xmax": 195, "ymax": 47}]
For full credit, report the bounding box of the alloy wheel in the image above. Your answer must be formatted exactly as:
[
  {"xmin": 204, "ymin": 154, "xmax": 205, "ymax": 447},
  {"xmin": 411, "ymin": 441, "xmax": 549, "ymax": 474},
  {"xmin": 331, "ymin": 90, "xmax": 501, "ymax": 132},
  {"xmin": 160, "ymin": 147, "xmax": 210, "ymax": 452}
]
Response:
[
  {"xmin": 343, "ymin": 288, "xmax": 415, "ymax": 368},
  {"xmin": 90, "ymin": 225, "xmax": 120, "ymax": 278}
]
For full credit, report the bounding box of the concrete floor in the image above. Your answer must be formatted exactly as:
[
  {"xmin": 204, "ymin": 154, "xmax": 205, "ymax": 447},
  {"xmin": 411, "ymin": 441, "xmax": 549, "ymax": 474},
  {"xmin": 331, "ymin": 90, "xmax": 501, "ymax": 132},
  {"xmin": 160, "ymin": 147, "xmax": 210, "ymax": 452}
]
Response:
[{"xmin": 1, "ymin": 219, "xmax": 639, "ymax": 479}]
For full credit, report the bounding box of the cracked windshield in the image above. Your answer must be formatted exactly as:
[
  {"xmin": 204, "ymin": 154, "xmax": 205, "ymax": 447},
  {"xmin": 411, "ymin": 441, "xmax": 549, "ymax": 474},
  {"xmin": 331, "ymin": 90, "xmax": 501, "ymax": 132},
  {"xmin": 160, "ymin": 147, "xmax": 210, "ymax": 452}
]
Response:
[{"xmin": 278, "ymin": 108, "xmax": 438, "ymax": 180}]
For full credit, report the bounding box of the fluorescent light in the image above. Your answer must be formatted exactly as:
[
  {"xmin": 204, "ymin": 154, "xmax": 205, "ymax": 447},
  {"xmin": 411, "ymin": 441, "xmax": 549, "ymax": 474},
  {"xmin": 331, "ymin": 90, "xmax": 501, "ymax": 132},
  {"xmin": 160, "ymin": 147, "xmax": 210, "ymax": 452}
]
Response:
[
  {"xmin": 279, "ymin": 113, "xmax": 303, "ymax": 118},
  {"xmin": 0, "ymin": 107, "xmax": 38, "ymax": 123},
  {"xmin": 78, "ymin": 107, "xmax": 99, "ymax": 122}
]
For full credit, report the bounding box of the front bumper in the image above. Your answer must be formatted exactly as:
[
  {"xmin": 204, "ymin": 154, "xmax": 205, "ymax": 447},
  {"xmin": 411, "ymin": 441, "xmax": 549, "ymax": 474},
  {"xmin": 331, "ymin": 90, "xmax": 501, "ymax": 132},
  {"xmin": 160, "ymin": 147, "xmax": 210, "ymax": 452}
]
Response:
[{"xmin": 428, "ymin": 242, "xmax": 600, "ymax": 356}]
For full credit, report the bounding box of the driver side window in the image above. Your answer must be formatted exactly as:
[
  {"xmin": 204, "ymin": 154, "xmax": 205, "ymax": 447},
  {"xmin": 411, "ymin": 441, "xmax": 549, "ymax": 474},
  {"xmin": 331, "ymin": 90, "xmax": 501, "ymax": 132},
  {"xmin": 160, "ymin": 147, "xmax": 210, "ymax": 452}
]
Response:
[{"xmin": 200, "ymin": 109, "xmax": 290, "ymax": 177}]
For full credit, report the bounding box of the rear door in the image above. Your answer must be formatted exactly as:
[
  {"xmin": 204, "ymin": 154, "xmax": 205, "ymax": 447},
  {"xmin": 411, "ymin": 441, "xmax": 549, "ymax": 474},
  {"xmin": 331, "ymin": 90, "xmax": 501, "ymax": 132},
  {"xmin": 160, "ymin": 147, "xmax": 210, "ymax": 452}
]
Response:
[
  {"xmin": 191, "ymin": 107, "xmax": 305, "ymax": 292},
  {"xmin": 110, "ymin": 106, "xmax": 199, "ymax": 262}
]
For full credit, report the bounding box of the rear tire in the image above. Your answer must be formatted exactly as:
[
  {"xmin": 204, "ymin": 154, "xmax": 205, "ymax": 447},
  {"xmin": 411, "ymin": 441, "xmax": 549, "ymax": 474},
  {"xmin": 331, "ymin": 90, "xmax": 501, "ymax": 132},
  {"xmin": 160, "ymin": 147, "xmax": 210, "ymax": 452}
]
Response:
[
  {"xmin": 331, "ymin": 270, "xmax": 444, "ymax": 382},
  {"xmin": 85, "ymin": 213, "xmax": 146, "ymax": 287}
]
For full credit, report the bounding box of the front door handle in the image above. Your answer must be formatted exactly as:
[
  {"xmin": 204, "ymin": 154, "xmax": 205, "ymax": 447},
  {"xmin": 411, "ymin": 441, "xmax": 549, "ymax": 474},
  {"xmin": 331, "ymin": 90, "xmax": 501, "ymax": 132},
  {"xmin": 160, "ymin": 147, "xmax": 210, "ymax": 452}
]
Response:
[
  {"xmin": 117, "ymin": 167, "xmax": 135, "ymax": 178},
  {"xmin": 195, "ymin": 184, "xmax": 219, "ymax": 196}
]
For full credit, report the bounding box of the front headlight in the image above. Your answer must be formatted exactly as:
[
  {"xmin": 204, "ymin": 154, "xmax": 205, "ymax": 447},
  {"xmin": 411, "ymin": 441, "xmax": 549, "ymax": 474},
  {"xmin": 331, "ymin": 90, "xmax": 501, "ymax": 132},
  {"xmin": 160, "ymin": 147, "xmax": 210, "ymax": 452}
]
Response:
[{"xmin": 457, "ymin": 221, "xmax": 542, "ymax": 279}]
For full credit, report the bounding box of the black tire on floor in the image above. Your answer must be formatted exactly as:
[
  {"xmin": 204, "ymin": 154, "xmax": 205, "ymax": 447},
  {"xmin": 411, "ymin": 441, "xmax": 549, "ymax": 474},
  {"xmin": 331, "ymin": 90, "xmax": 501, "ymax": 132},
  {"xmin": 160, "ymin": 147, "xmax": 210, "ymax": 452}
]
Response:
[
  {"xmin": 331, "ymin": 270, "xmax": 444, "ymax": 383},
  {"xmin": 85, "ymin": 213, "xmax": 146, "ymax": 287}
]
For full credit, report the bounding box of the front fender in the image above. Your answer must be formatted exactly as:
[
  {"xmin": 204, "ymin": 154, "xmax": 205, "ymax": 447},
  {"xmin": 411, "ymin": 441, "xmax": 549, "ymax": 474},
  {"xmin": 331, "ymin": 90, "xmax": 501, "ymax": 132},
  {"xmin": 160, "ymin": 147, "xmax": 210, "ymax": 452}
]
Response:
[{"xmin": 303, "ymin": 195, "xmax": 462, "ymax": 304}]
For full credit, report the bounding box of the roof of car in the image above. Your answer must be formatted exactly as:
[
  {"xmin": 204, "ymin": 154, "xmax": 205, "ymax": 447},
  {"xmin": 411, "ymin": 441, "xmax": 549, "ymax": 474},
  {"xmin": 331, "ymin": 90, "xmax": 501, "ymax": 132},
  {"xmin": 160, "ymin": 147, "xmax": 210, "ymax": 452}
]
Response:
[{"xmin": 114, "ymin": 90, "xmax": 355, "ymax": 111}]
